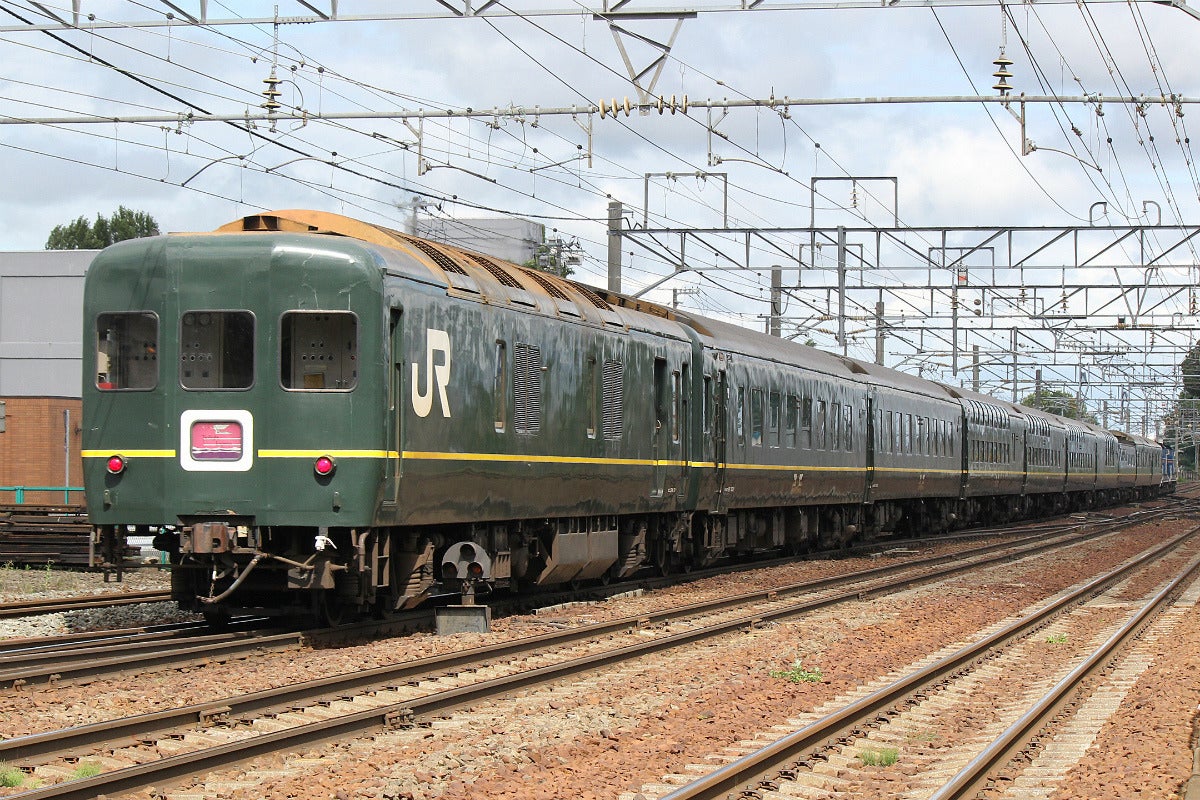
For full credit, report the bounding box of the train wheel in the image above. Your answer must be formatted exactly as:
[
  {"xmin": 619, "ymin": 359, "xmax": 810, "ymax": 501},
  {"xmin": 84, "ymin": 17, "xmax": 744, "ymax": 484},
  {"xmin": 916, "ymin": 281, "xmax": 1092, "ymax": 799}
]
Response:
[
  {"xmin": 202, "ymin": 605, "xmax": 231, "ymax": 630},
  {"xmin": 313, "ymin": 590, "xmax": 348, "ymax": 627}
]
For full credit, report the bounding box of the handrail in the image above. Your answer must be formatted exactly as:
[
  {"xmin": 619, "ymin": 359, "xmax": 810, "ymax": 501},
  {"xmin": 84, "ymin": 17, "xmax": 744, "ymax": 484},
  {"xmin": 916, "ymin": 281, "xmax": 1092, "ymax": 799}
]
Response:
[{"xmin": 0, "ymin": 486, "xmax": 85, "ymax": 505}]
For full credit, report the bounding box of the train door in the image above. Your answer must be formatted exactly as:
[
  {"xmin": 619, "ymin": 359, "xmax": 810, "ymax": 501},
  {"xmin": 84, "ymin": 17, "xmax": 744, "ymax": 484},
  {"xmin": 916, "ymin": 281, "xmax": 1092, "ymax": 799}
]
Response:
[
  {"xmin": 384, "ymin": 307, "xmax": 403, "ymax": 505},
  {"xmin": 713, "ymin": 366, "xmax": 729, "ymax": 513},
  {"xmin": 864, "ymin": 391, "xmax": 876, "ymax": 505},
  {"xmin": 652, "ymin": 357, "xmax": 667, "ymax": 498}
]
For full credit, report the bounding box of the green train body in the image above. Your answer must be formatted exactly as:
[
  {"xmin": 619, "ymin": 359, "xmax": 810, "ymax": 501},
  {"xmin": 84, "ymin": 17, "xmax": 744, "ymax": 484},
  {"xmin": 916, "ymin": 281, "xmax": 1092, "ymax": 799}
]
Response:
[{"xmin": 82, "ymin": 210, "xmax": 1170, "ymax": 621}]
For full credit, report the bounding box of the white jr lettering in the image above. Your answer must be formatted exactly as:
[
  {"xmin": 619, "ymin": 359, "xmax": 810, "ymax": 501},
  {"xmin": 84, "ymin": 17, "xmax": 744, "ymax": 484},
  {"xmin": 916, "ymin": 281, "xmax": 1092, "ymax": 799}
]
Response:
[{"xmin": 412, "ymin": 328, "xmax": 452, "ymax": 418}]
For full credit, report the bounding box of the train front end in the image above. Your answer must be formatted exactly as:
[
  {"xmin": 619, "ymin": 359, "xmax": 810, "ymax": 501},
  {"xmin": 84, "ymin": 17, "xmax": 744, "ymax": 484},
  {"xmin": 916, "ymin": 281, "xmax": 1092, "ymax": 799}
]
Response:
[{"xmin": 82, "ymin": 226, "xmax": 388, "ymax": 622}]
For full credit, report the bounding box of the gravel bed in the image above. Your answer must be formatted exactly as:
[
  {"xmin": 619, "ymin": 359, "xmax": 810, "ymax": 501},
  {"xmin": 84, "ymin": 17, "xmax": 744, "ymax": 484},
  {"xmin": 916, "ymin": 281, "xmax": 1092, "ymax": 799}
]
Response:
[
  {"xmin": 0, "ymin": 567, "xmax": 190, "ymax": 640},
  {"xmin": 1, "ymin": 520, "xmax": 1196, "ymax": 800}
]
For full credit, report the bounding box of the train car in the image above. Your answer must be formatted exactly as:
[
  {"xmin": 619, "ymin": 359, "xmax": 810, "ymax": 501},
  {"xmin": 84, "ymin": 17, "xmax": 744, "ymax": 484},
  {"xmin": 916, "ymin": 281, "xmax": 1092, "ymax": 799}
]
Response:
[{"xmin": 82, "ymin": 210, "xmax": 1172, "ymax": 622}]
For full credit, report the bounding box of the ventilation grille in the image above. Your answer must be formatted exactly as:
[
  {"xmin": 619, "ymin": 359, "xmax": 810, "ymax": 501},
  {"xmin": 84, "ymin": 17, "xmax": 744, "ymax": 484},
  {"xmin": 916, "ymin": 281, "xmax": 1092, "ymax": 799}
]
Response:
[
  {"xmin": 573, "ymin": 284, "xmax": 615, "ymax": 311},
  {"xmin": 514, "ymin": 342, "xmax": 542, "ymax": 435},
  {"xmin": 406, "ymin": 238, "xmax": 469, "ymax": 276},
  {"xmin": 519, "ymin": 268, "xmax": 571, "ymax": 301},
  {"xmin": 602, "ymin": 359, "xmax": 623, "ymax": 440},
  {"xmin": 466, "ymin": 253, "xmax": 525, "ymax": 289}
]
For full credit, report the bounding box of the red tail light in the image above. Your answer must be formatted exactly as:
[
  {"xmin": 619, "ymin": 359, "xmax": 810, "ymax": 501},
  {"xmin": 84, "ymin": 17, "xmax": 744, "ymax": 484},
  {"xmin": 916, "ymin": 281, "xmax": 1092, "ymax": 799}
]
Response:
[
  {"xmin": 106, "ymin": 455, "xmax": 126, "ymax": 475},
  {"xmin": 314, "ymin": 455, "xmax": 336, "ymax": 476}
]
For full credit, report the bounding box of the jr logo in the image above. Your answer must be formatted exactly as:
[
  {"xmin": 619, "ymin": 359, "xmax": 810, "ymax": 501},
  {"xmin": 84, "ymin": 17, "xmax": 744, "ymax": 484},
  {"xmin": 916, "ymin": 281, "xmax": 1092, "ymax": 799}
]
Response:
[{"xmin": 412, "ymin": 328, "xmax": 452, "ymax": 418}]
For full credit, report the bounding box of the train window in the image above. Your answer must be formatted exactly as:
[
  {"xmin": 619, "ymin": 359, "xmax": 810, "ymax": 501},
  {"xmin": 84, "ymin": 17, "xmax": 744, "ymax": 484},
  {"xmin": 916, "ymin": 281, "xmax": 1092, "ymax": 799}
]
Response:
[
  {"xmin": 181, "ymin": 311, "xmax": 254, "ymax": 390},
  {"xmin": 801, "ymin": 398, "xmax": 813, "ymax": 448},
  {"xmin": 786, "ymin": 395, "xmax": 798, "ymax": 448},
  {"xmin": 843, "ymin": 404, "xmax": 853, "ymax": 451},
  {"xmin": 815, "ymin": 400, "xmax": 827, "ymax": 449},
  {"xmin": 495, "ymin": 342, "xmax": 508, "ymax": 432},
  {"xmin": 830, "ymin": 403, "xmax": 841, "ymax": 449},
  {"xmin": 96, "ymin": 312, "xmax": 158, "ymax": 390},
  {"xmin": 602, "ymin": 359, "xmax": 623, "ymax": 440},
  {"xmin": 280, "ymin": 312, "xmax": 357, "ymax": 391},
  {"xmin": 737, "ymin": 387, "xmax": 746, "ymax": 446},
  {"xmin": 514, "ymin": 342, "xmax": 542, "ymax": 435},
  {"xmin": 769, "ymin": 391, "xmax": 781, "ymax": 447},
  {"xmin": 751, "ymin": 388, "xmax": 764, "ymax": 447}
]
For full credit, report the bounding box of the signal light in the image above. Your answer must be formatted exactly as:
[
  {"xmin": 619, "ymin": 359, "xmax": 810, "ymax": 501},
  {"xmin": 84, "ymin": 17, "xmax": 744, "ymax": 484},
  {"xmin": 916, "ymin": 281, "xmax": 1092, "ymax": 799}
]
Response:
[
  {"xmin": 106, "ymin": 455, "xmax": 126, "ymax": 475},
  {"xmin": 314, "ymin": 455, "xmax": 336, "ymax": 477}
]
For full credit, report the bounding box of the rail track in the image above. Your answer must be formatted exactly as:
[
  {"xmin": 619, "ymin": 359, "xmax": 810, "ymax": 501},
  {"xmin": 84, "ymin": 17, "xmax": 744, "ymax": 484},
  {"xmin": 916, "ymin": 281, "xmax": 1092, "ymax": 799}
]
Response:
[
  {"xmin": 652, "ymin": 527, "xmax": 1200, "ymax": 800},
  {"xmin": 0, "ymin": 503, "xmax": 1175, "ymax": 690},
  {"xmin": 0, "ymin": 590, "xmax": 171, "ymax": 620},
  {"xmin": 0, "ymin": 501, "xmax": 1191, "ymax": 798}
]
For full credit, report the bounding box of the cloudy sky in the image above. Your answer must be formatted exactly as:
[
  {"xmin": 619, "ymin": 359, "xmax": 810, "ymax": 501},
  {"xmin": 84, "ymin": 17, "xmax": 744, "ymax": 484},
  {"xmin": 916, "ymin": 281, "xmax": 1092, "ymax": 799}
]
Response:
[{"xmin": 1, "ymin": 0, "xmax": 1196, "ymax": 426}]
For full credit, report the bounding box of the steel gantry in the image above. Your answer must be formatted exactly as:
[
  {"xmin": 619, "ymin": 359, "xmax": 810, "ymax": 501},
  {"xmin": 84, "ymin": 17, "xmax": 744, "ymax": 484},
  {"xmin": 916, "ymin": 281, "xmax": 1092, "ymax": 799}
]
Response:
[{"xmin": 617, "ymin": 218, "xmax": 1200, "ymax": 438}]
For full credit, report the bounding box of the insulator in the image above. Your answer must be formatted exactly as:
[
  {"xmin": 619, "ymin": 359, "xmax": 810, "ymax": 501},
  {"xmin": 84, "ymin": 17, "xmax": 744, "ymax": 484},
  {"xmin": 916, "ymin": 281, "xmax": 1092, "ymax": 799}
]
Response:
[
  {"xmin": 992, "ymin": 66, "xmax": 1013, "ymax": 80},
  {"xmin": 993, "ymin": 77, "xmax": 1011, "ymax": 94}
]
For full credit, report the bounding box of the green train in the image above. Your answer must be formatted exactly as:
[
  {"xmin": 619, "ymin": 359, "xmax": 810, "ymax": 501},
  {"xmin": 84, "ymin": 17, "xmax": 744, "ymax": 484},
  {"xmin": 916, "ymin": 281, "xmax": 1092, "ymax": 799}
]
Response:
[{"xmin": 82, "ymin": 210, "xmax": 1169, "ymax": 622}]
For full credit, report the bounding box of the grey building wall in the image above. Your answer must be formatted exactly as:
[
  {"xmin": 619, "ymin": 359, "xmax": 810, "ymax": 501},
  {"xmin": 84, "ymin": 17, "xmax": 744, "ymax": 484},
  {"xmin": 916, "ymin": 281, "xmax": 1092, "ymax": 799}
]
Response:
[
  {"xmin": 414, "ymin": 217, "xmax": 544, "ymax": 265},
  {"xmin": 0, "ymin": 251, "xmax": 94, "ymax": 398}
]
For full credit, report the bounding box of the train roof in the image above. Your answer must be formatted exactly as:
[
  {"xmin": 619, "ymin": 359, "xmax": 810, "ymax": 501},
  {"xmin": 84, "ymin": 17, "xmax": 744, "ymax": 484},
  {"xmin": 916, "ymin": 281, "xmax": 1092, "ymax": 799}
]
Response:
[{"xmin": 209, "ymin": 210, "xmax": 692, "ymax": 341}]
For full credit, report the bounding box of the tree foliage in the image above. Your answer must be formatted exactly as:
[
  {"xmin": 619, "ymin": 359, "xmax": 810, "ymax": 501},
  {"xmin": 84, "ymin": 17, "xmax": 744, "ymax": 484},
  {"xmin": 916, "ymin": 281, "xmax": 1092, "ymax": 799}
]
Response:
[
  {"xmin": 1181, "ymin": 340, "xmax": 1200, "ymax": 400},
  {"xmin": 45, "ymin": 206, "xmax": 160, "ymax": 250},
  {"xmin": 1020, "ymin": 388, "xmax": 1097, "ymax": 424}
]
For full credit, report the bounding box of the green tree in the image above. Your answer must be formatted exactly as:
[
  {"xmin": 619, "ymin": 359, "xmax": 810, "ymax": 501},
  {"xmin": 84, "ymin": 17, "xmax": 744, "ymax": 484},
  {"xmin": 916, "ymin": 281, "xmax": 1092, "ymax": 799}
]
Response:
[
  {"xmin": 1020, "ymin": 388, "xmax": 1097, "ymax": 424},
  {"xmin": 45, "ymin": 206, "xmax": 159, "ymax": 250},
  {"xmin": 1181, "ymin": 340, "xmax": 1200, "ymax": 400}
]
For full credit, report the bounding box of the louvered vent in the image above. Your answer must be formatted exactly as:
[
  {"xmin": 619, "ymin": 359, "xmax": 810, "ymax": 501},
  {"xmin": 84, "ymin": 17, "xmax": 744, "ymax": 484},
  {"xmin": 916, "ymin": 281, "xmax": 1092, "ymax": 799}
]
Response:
[
  {"xmin": 519, "ymin": 268, "xmax": 571, "ymax": 301},
  {"xmin": 602, "ymin": 359, "xmax": 623, "ymax": 440},
  {"xmin": 514, "ymin": 342, "xmax": 542, "ymax": 435},
  {"xmin": 406, "ymin": 238, "xmax": 469, "ymax": 276},
  {"xmin": 467, "ymin": 253, "xmax": 525, "ymax": 289},
  {"xmin": 573, "ymin": 284, "xmax": 615, "ymax": 311}
]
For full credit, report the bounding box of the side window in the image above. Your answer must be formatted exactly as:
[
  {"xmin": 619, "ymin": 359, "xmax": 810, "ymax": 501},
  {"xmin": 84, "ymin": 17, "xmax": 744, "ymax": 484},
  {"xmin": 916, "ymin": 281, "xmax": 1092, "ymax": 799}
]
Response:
[
  {"xmin": 830, "ymin": 402, "xmax": 841, "ymax": 450},
  {"xmin": 602, "ymin": 359, "xmax": 623, "ymax": 440},
  {"xmin": 801, "ymin": 397, "xmax": 813, "ymax": 448},
  {"xmin": 769, "ymin": 391, "xmax": 781, "ymax": 447},
  {"xmin": 843, "ymin": 404, "xmax": 853, "ymax": 451},
  {"xmin": 737, "ymin": 386, "xmax": 746, "ymax": 446},
  {"xmin": 494, "ymin": 341, "xmax": 508, "ymax": 432},
  {"xmin": 703, "ymin": 375, "xmax": 712, "ymax": 433},
  {"xmin": 815, "ymin": 400, "xmax": 827, "ymax": 449},
  {"xmin": 751, "ymin": 388, "xmax": 764, "ymax": 447},
  {"xmin": 96, "ymin": 312, "xmax": 158, "ymax": 390},
  {"xmin": 182, "ymin": 310, "xmax": 254, "ymax": 390},
  {"xmin": 280, "ymin": 311, "xmax": 357, "ymax": 391},
  {"xmin": 786, "ymin": 394, "xmax": 798, "ymax": 448}
]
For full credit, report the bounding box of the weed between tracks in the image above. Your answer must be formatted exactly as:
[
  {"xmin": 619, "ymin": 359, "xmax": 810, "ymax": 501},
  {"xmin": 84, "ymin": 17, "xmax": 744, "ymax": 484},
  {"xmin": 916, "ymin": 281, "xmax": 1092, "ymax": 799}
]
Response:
[
  {"xmin": 0, "ymin": 762, "xmax": 26, "ymax": 788},
  {"xmin": 858, "ymin": 745, "xmax": 900, "ymax": 767},
  {"xmin": 769, "ymin": 661, "xmax": 825, "ymax": 683},
  {"xmin": 0, "ymin": 562, "xmax": 81, "ymax": 595}
]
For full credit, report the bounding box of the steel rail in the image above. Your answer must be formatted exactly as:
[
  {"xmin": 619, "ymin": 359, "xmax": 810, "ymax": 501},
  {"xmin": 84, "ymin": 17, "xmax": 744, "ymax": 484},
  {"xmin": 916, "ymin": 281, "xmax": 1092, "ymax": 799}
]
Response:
[
  {"xmin": 1, "ymin": 514, "xmax": 1183, "ymax": 794},
  {"xmin": 0, "ymin": 591, "xmax": 171, "ymax": 619},
  {"xmin": 927, "ymin": 552, "xmax": 1200, "ymax": 800},
  {"xmin": 655, "ymin": 524, "xmax": 1200, "ymax": 800},
  {"xmin": 0, "ymin": 618, "xmax": 263, "ymax": 657},
  {"xmin": 0, "ymin": 508, "xmax": 1140, "ymax": 694}
]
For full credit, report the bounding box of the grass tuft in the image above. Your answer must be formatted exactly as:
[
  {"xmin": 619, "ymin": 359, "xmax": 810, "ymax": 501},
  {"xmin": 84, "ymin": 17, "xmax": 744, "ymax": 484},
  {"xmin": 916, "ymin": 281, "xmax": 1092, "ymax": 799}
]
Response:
[{"xmin": 859, "ymin": 745, "xmax": 900, "ymax": 767}]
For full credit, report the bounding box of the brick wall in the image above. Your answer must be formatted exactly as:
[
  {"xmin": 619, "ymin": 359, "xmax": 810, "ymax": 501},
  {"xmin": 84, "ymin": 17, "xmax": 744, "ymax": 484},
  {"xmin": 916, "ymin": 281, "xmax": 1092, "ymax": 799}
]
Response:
[{"xmin": 0, "ymin": 396, "xmax": 84, "ymax": 506}]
